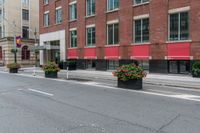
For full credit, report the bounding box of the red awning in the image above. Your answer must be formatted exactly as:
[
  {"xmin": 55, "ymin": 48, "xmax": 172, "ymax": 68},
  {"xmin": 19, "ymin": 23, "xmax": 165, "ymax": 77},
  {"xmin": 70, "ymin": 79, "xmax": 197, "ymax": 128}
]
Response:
[
  {"xmin": 84, "ymin": 48, "xmax": 97, "ymax": 59},
  {"xmin": 67, "ymin": 49, "xmax": 78, "ymax": 59},
  {"xmin": 105, "ymin": 46, "xmax": 119, "ymax": 60},
  {"xmin": 131, "ymin": 45, "xmax": 150, "ymax": 60},
  {"xmin": 167, "ymin": 42, "xmax": 191, "ymax": 60}
]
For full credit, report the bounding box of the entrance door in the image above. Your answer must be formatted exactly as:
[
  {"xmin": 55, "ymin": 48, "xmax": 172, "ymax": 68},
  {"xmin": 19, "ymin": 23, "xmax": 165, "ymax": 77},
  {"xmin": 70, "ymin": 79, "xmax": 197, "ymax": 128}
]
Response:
[
  {"xmin": 168, "ymin": 61, "xmax": 190, "ymax": 74},
  {"xmin": 86, "ymin": 60, "xmax": 96, "ymax": 69}
]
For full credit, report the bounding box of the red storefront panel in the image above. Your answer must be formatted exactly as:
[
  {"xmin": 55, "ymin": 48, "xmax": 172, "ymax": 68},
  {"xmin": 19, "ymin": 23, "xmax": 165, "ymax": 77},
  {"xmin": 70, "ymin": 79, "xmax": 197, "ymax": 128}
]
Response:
[
  {"xmin": 131, "ymin": 45, "xmax": 150, "ymax": 60},
  {"xmin": 105, "ymin": 46, "xmax": 119, "ymax": 59},
  {"xmin": 84, "ymin": 48, "xmax": 97, "ymax": 59},
  {"xmin": 67, "ymin": 49, "xmax": 78, "ymax": 59},
  {"xmin": 167, "ymin": 43, "xmax": 191, "ymax": 60}
]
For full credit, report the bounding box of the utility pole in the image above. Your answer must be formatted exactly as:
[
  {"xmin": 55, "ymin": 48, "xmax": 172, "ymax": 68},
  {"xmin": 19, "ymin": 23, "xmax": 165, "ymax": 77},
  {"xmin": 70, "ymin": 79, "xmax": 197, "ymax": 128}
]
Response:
[
  {"xmin": 33, "ymin": 27, "xmax": 37, "ymax": 76},
  {"xmin": 13, "ymin": 21, "xmax": 17, "ymax": 63}
]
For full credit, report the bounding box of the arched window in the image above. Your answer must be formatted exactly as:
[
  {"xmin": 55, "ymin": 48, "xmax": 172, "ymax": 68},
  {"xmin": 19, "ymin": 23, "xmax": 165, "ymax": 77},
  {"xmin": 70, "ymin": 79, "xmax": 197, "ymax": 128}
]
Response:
[
  {"xmin": 0, "ymin": 46, "xmax": 2, "ymax": 60},
  {"xmin": 21, "ymin": 46, "xmax": 30, "ymax": 60}
]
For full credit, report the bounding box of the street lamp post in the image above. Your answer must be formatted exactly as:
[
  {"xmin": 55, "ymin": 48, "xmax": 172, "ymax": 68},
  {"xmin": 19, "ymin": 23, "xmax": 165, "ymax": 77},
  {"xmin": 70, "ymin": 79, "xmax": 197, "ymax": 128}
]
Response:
[{"xmin": 13, "ymin": 21, "xmax": 17, "ymax": 63}]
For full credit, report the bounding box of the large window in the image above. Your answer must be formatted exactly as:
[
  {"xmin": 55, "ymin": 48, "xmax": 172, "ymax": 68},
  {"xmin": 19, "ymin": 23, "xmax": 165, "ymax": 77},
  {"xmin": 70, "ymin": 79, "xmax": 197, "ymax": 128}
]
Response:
[
  {"xmin": 134, "ymin": 18, "xmax": 149, "ymax": 43},
  {"xmin": 107, "ymin": 23, "xmax": 119, "ymax": 45},
  {"xmin": 70, "ymin": 30, "xmax": 77, "ymax": 48},
  {"xmin": 107, "ymin": 0, "xmax": 119, "ymax": 11},
  {"xmin": 86, "ymin": 26, "xmax": 96, "ymax": 46},
  {"xmin": 69, "ymin": 3, "xmax": 77, "ymax": 20},
  {"xmin": 55, "ymin": 7, "xmax": 62, "ymax": 24},
  {"xmin": 86, "ymin": 0, "xmax": 95, "ymax": 16},
  {"xmin": 107, "ymin": 60, "xmax": 119, "ymax": 70},
  {"xmin": 44, "ymin": 0, "xmax": 48, "ymax": 5},
  {"xmin": 169, "ymin": 12, "xmax": 189, "ymax": 41},
  {"xmin": 21, "ymin": 46, "xmax": 30, "ymax": 60},
  {"xmin": 22, "ymin": 26, "xmax": 29, "ymax": 39},
  {"xmin": 134, "ymin": 0, "xmax": 149, "ymax": 5},
  {"xmin": 22, "ymin": 9, "xmax": 29, "ymax": 20},
  {"xmin": 22, "ymin": 0, "xmax": 29, "ymax": 5},
  {"xmin": 44, "ymin": 12, "xmax": 50, "ymax": 27}
]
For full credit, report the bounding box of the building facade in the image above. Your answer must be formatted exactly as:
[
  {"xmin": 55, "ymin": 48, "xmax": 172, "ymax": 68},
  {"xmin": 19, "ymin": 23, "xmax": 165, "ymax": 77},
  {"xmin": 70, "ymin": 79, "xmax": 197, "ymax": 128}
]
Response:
[
  {"xmin": 0, "ymin": 0, "xmax": 39, "ymax": 66},
  {"xmin": 39, "ymin": 0, "xmax": 200, "ymax": 74}
]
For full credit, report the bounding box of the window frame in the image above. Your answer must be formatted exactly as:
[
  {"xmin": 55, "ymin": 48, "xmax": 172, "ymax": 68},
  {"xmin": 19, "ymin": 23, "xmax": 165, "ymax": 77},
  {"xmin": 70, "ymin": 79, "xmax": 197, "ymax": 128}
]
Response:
[
  {"xmin": 55, "ymin": 7, "xmax": 62, "ymax": 24},
  {"xmin": 107, "ymin": 0, "xmax": 119, "ymax": 11},
  {"xmin": 168, "ymin": 11, "xmax": 190, "ymax": 41},
  {"xmin": 107, "ymin": 22, "xmax": 119, "ymax": 45},
  {"xmin": 69, "ymin": 1, "xmax": 77, "ymax": 21},
  {"xmin": 86, "ymin": 0, "xmax": 95, "ymax": 17},
  {"xmin": 70, "ymin": 29, "xmax": 77, "ymax": 48},
  {"xmin": 86, "ymin": 25, "xmax": 96, "ymax": 47},
  {"xmin": 133, "ymin": 17, "xmax": 150, "ymax": 44},
  {"xmin": 44, "ymin": 11, "xmax": 50, "ymax": 27}
]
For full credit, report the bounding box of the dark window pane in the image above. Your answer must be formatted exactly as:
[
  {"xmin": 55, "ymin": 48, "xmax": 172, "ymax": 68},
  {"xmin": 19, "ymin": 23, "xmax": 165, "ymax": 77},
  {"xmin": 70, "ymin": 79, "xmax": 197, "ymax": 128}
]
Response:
[
  {"xmin": 114, "ymin": 23, "xmax": 119, "ymax": 44},
  {"xmin": 180, "ymin": 12, "xmax": 189, "ymax": 40},
  {"xmin": 142, "ymin": 18, "xmax": 149, "ymax": 42},
  {"xmin": 170, "ymin": 13, "xmax": 179, "ymax": 41},
  {"xmin": 108, "ymin": 24, "xmax": 113, "ymax": 44},
  {"xmin": 135, "ymin": 20, "xmax": 142, "ymax": 43}
]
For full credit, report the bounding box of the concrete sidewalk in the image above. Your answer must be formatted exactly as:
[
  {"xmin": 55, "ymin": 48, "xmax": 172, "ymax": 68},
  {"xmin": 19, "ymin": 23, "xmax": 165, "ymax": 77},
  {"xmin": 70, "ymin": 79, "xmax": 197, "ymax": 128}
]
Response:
[{"xmin": 1, "ymin": 66, "xmax": 200, "ymax": 89}]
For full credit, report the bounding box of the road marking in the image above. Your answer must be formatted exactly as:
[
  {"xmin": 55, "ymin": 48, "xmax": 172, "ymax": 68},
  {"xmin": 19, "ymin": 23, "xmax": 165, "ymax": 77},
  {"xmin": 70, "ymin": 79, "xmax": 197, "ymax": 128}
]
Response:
[
  {"xmin": 2, "ymin": 71, "xmax": 200, "ymax": 102},
  {"xmin": 28, "ymin": 88, "xmax": 54, "ymax": 96}
]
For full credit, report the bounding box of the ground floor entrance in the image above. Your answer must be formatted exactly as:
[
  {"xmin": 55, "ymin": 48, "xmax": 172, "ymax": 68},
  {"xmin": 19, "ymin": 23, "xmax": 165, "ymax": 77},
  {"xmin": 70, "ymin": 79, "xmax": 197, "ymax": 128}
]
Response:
[{"xmin": 168, "ymin": 60, "xmax": 190, "ymax": 74}]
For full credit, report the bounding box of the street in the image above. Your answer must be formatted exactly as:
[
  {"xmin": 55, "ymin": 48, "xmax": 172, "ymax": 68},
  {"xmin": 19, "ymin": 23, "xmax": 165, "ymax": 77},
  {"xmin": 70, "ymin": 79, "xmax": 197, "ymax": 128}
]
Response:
[{"xmin": 0, "ymin": 72, "xmax": 200, "ymax": 133}]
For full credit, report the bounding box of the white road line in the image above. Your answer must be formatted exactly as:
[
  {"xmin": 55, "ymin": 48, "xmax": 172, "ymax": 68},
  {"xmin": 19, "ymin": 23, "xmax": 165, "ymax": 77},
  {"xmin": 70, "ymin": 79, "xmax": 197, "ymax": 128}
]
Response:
[
  {"xmin": 2, "ymin": 71, "xmax": 200, "ymax": 102},
  {"xmin": 28, "ymin": 88, "xmax": 54, "ymax": 96}
]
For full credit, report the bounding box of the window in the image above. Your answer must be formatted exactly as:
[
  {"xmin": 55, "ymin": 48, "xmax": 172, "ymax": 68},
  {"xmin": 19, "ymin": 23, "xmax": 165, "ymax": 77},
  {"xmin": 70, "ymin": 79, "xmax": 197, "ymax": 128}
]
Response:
[
  {"xmin": 22, "ymin": 9, "xmax": 29, "ymax": 20},
  {"xmin": 21, "ymin": 46, "xmax": 30, "ymax": 60},
  {"xmin": 44, "ymin": 12, "xmax": 49, "ymax": 27},
  {"xmin": 107, "ymin": 60, "xmax": 119, "ymax": 70},
  {"xmin": 86, "ymin": 0, "xmax": 95, "ymax": 16},
  {"xmin": 0, "ymin": 46, "xmax": 2, "ymax": 60},
  {"xmin": 56, "ymin": 7, "xmax": 62, "ymax": 24},
  {"xmin": 169, "ymin": 12, "xmax": 189, "ymax": 41},
  {"xmin": 70, "ymin": 30, "xmax": 77, "ymax": 48},
  {"xmin": 44, "ymin": 0, "xmax": 48, "ymax": 5},
  {"xmin": 107, "ymin": 0, "xmax": 119, "ymax": 11},
  {"xmin": 107, "ymin": 23, "xmax": 119, "ymax": 45},
  {"xmin": 86, "ymin": 26, "xmax": 95, "ymax": 46},
  {"xmin": 134, "ymin": 0, "xmax": 149, "ymax": 5},
  {"xmin": 69, "ymin": 3, "xmax": 77, "ymax": 20},
  {"xmin": 134, "ymin": 18, "xmax": 149, "ymax": 43},
  {"xmin": 22, "ymin": 26, "xmax": 29, "ymax": 39},
  {"xmin": 22, "ymin": 0, "xmax": 29, "ymax": 5}
]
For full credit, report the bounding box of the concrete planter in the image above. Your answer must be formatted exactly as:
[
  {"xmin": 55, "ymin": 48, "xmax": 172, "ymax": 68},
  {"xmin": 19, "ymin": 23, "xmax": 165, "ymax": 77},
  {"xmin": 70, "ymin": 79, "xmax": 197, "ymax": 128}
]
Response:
[
  {"xmin": 118, "ymin": 78, "xmax": 143, "ymax": 90},
  {"xmin": 9, "ymin": 68, "xmax": 18, "ymax": 73},
  {"xmin": 45, "ymin": 71, "xmax": 58, "ymax": 78},
  {"xmin": 192, "ymin": 72, "xmax": 200, "ymax": 78}
]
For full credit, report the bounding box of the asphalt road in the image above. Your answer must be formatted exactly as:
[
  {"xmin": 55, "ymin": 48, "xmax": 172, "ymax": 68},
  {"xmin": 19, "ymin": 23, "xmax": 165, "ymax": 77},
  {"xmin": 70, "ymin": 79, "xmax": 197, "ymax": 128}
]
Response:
[{"xmin": 0, "ymin": 72, "xmax": 200, "ymax": 133}]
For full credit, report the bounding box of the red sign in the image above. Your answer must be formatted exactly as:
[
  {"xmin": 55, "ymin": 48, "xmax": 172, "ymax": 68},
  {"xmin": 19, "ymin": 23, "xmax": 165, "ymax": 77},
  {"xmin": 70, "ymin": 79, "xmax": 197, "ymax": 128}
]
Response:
[
  {"xmin": 167, "ymin": 42, "xmax": 191, "ymax": 60},
  {"xmin": 105, "ymin": 46, "xmax": 119, "ymax": 59},
  {"xmin": 84, "ymin": 48, "xmax": 97, "ymax": 59},
  {"xmin": 131, "ymin": 45, "xmax": 150, "ymax": 60},
  {"xmin": 67, "ymin": 49, "xmax": 78, "ymax": 59}
]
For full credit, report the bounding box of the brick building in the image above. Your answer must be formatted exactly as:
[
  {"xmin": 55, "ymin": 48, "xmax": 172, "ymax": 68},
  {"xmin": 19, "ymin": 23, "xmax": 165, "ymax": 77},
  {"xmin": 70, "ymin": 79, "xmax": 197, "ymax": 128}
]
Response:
[{"xmin": 39, "ymin": 0, "xmax": 200, "ymax": 74}]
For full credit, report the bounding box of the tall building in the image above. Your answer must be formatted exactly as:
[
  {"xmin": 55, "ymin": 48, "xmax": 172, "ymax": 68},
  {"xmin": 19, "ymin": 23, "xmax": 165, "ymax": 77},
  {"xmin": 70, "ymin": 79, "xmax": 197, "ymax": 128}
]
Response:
[
  {"xmin": 39, "ymin": 0, "xmax": 200, "ymax": 74},
  {"xmin": 0, "ymin": 0, "xmax": 39, "ymax": 66}
]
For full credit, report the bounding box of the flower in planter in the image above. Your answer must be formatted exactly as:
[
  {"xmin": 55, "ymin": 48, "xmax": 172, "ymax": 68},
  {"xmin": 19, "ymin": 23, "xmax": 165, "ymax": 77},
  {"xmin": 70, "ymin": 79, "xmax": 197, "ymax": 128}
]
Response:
[
  {"xmin": 6, "ymin": 63, "xmax": 21, "ymax": 69},
  {"xmin": 113, "ymin": 64, "xmax": 147, "ymax": 81},
  {"xmin": 42, "ymin": 62, "xmax": 60, "ymax": 73}
]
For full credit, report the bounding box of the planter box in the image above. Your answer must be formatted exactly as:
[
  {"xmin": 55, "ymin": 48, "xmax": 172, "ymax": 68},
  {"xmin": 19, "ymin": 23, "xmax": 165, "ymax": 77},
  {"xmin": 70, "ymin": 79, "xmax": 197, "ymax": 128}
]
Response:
[
  {"xmin": 192, "ymin": 72, "xmax": 200, "ymax": 78},
  {"xmin": 118, "ymin": 78, "xmax": 143, "ymax": 90},
  {"xmin": 45, "ymin": 71, "xmax": 58, "ymax": 78},
  {"xmin": 9, "ymin": 68, "xmax": 18, "ymax": 73}
]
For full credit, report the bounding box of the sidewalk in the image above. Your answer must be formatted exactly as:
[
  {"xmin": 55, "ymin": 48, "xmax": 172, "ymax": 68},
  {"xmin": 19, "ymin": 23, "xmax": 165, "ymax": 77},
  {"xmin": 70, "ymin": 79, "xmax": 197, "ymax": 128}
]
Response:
[{"xmin": 1, "ymin": 66, "xmax": 200, "ymax": 89}]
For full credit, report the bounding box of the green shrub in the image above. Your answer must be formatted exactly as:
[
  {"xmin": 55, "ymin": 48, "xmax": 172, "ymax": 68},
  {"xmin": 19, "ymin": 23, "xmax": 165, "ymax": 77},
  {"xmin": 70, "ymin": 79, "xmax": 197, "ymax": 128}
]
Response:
[
  {"xmin": 42, "ymin": 62, "xmax": 60, "ymax": 73},
  {"xmin": 113, "ymin": 64, "xmax": 147, "ymax": 81},
  {"xmin": 192, "ymin": 61, "xmax": 200, "ymax": 75},
  {"xmin": 6, "ymin": 63, "xmax": 21, "ymax": 69}
]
